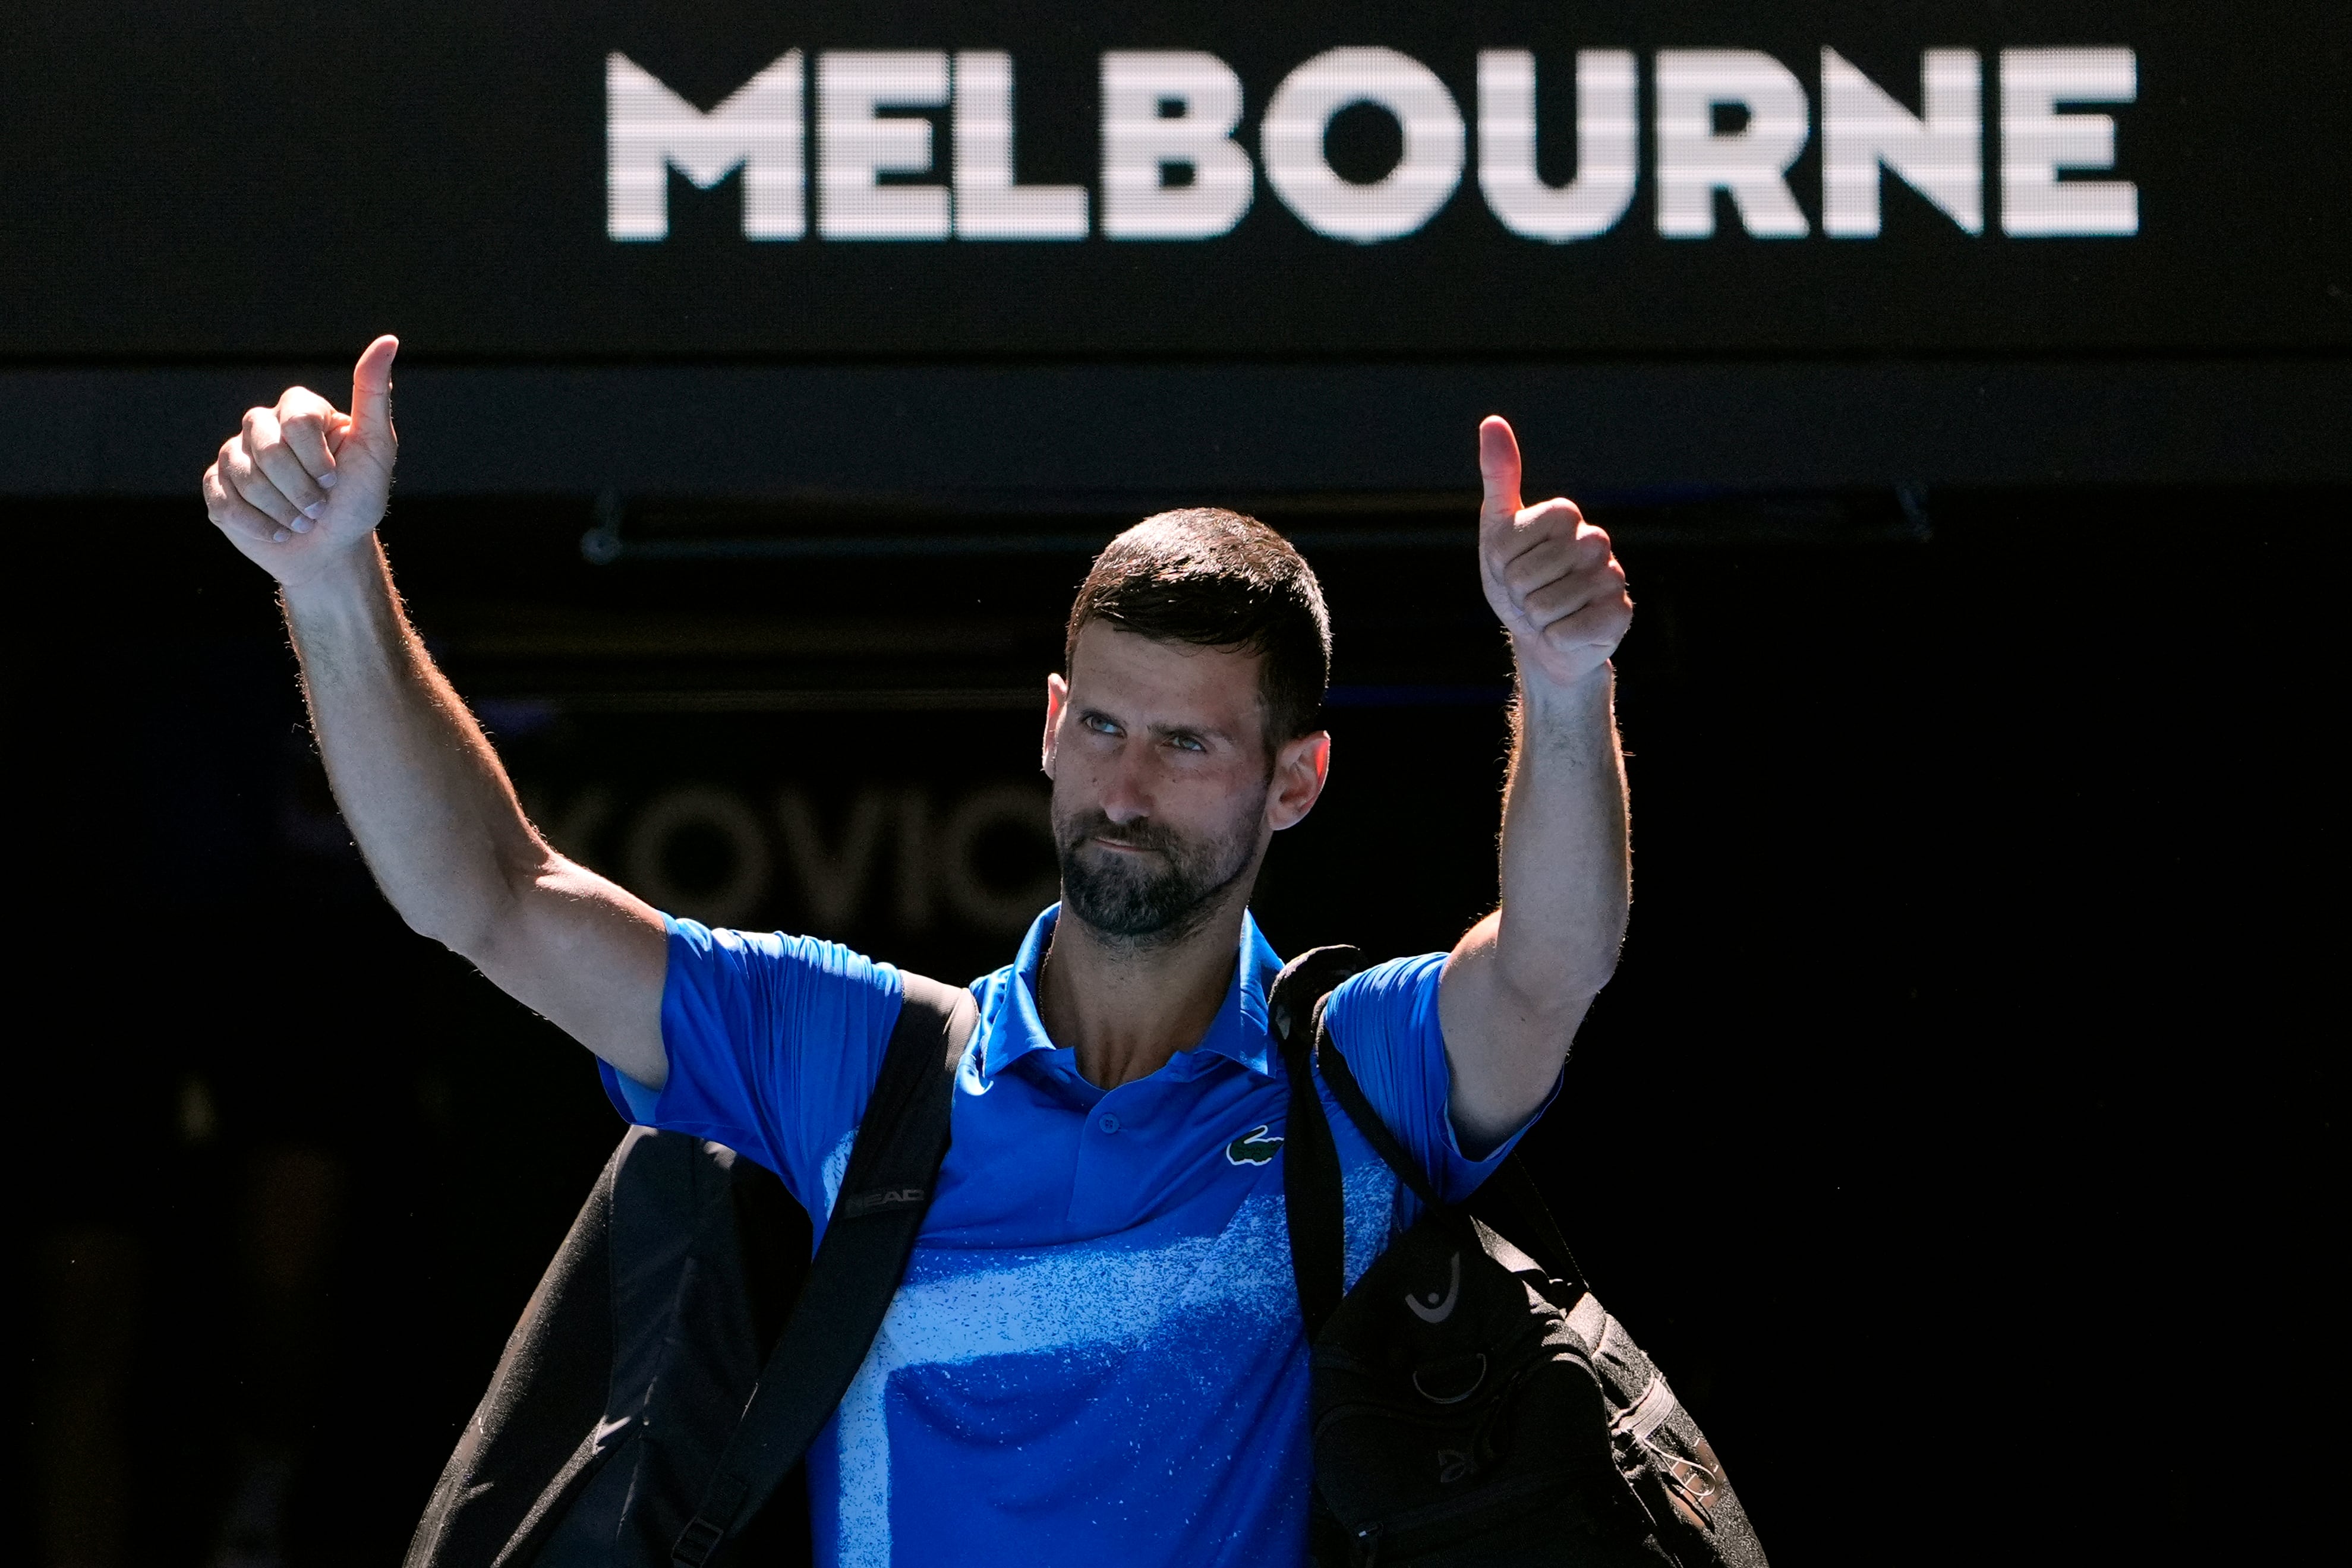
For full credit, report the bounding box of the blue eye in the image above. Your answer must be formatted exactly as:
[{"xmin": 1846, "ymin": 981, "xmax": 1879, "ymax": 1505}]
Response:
[
  {"xmin": 1169, "ymin": 734, "xmax": 1206, "ymax": 753},
  {"xmin": 1083, "ymin": 714, "xmax": 1120, "ymax": 736}
]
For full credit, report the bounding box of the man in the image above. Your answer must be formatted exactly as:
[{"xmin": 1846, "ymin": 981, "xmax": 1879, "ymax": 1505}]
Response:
[{"xmin": 200, "ymin": 336, "xmax": 1634, "ymax": 1566}]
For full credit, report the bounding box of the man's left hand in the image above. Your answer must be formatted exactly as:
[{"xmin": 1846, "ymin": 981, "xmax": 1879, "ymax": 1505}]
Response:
[{"xmin": 1477, "ymin": 415, "xmax": 1632, "ymax": 689}]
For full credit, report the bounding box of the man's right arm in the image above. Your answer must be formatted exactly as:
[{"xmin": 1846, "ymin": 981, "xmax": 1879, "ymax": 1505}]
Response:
[{"xmin": 200, "ymin": 336, "xmax": 670, "ymax": 1087}]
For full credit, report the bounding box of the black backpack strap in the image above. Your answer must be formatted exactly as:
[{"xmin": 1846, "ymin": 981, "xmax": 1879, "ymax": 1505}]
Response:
[
  {"xmin": 1270, "ymin": 946, "xmax": 1364, "ymax": 1339},
  {"xmin": 1311, "ymin": 1019, "xmax": 1448, "ymax": 1215},
  {"xmin": 1473, "ymin": 1153, "xmax": 1587, "ymax": 1296},
  {"xmin": 1281, "ymin": 1026, "xmax": 1347, "ymax": 1338},
  {"xmin": 670, "ymin": 971, "xmax": 979, "ymax": 1567},
  {"xmin": 1274, "ymin": 945, "xmax": 1590, "ymax": 1329},
  {"xmin": 1317, "ymin": 1008, "xmax": 1588, "ymax": 1294}
]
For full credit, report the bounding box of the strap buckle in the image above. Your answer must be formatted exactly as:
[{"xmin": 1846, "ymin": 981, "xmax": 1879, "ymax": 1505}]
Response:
[{"xmin": 671, "ymin": 1514, "xmax": 727, "ymax": 1568}]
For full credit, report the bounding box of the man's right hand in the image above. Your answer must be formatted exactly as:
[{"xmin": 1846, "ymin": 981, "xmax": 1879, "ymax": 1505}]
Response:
[
  {"xmin": 195, "ymin": 330, "xmax": 671, "ymax": 1088},
  {"xmin": 201, "ymin": 335, "xmax": 400, "ymax": 590}
]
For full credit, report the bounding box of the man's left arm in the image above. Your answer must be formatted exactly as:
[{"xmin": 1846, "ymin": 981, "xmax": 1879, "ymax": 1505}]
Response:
[{"xmin": 1437, "ymin": 415, "xmax": 1634, "ymax": 1151}]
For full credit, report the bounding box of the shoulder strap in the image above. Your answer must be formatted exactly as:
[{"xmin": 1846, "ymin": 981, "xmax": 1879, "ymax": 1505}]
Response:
[
  {"xmin": 1272, "ymin": 945, "xmax": 1588, "ymax": 1334},
  {"xmin": 1271, "ymin": 946, "xmax": 1362, "ymax": 1339},
  {"xmin": 1312, "ymin": 1018, "xmax": 1447, "ymax": 1213},
  {"xmin": 1273, "ymin": 944, "xmax": 1452, "ymax": 1217},
  {"xmin": 1471, "ymin": 1152, "xmax": 1587, "ymax": 1295},
  {"xmin": 670, "ymin": 971, "xmax": 979, "ymax": 1568},
  {"xmin": 1319, "ymin": 1018, "xmax": 1587, "ymax": 1294}
]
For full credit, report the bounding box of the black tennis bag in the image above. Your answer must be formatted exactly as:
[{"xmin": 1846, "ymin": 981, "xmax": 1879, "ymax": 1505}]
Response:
[
  {"xmin": 1272, "ymin": 946, "xmax": 1767, "ymax": 1568},
  {"xmin": 402, "ymin": 973, "xmax": 978, "ymax": 1568}
]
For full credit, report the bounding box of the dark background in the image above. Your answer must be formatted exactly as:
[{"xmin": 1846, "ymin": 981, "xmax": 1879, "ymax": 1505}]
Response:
[
  {"xmin": 8, "ymin": 4, "xmax": 2344, "ymax": 1566},
  {"xmin": 16, "ymin": 490, "xmax": 2337, "ymax": 1565}
]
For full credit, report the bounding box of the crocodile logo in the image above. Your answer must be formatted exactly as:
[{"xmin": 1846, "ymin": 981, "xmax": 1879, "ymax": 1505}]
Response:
[{"xmin": 1225, "ymin": 1125, "xmax": 1284, "ymax": 1166}]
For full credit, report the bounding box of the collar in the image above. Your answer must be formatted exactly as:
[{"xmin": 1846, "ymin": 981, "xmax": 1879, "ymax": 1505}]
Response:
[{"xmin": 978, "ymin": 904, "xmax": 1286, "ymax": 1084}]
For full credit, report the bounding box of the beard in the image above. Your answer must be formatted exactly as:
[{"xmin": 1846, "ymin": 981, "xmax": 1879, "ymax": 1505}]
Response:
[{"xmin": 1054, "ymin": 796, "xmax": 1264, "ymax": 947}]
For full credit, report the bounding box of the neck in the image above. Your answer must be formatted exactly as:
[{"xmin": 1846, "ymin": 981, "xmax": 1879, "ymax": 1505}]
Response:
[{"xmin": 1036, "ymin": 886, "xmax": 1254, "ymax": 1090}]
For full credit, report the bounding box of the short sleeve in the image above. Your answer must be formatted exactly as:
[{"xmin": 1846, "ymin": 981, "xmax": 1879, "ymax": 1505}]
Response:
[
  {"xmin": 598, "ymin": 915, "xmax": 905, "ymax": 1216},
  {"xmin": 1319, "ymin": 953, "xmax": 1562, "ymax": 1204}
]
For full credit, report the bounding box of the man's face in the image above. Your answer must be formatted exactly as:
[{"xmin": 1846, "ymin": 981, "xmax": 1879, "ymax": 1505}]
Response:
[{"xmin": 1043, "ymin": 622, "xmax": 1327, "ymax": 946}]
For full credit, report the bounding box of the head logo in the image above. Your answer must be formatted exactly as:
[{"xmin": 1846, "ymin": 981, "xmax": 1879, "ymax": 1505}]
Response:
[
  {"xmin": 1405, "ymin": 1251, "xmax": 1462, "ymax": 1323},
  {"xmin": 841, "ymin": 1186, "xmax": 928, "ymax": 1217},
  {"xmin": 1225, "ymin": 1125, "xmax": 1284, "ymax": 1165}
]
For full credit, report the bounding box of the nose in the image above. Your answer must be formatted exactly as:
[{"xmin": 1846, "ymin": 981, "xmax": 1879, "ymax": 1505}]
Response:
[{"xmin": 1098, "ymin": 743, "xmax": 1155, "ymax": 825}]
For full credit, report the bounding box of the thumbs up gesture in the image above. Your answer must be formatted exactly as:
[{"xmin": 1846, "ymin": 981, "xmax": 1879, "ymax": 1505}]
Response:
[
  {"xmin": 202, "ymin": 335, "xmax": 401, "ymax": 586},
  {"xmin": 1476, "ymin": 415, "xmax": 1631, "ymax": 691}
]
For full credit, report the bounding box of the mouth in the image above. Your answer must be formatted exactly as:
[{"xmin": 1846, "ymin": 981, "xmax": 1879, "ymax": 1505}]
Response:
[{"xmin": 1089, "ymin": 835, "xmax": 1159, "ymax": 855}]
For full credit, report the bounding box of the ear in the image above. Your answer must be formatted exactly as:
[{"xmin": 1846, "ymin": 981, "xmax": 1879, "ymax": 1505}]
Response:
[
  {"xmin": 1042, "ymin": 673, "xmax": 1070, "ymax": 779},
  {"xmin": 1267, "ymin": 730, "xmax": 1331, "ymax": 832}
]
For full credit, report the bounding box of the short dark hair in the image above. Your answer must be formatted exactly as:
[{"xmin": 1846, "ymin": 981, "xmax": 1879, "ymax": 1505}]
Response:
[{"xmin": 1065, "ymin": 508, "xmax": 1331, "ymax": 746}]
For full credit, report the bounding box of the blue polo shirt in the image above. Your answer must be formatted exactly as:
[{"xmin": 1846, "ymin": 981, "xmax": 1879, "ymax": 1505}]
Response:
[{"xmin": 602, "ymin": 906, "xmax": 1555, "ymax": 1568}]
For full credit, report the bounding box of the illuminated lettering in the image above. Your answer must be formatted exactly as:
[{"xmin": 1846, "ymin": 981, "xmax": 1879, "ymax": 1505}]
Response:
[
  {"xmin": 1654, "ymin": 50, "xmax": 1812, "ymax": 239},
  {"xmin": 953, "ymin": 52, "xmax": 1089, "ymax": 240},
  {"xmin": 600, "ymin": 42, "xmax": 2145, "ymax": 250},
  {"xmin": 2000, "ymin": 48, "xmax": 2138, "ymax": 237},
  {"xmin": 1821, "ymin": 49, "xmax": 1983, "ymax": 237},
  {"xmin": 1261, "ymin": 47, "xmax": 1464, "ymax": 244},
  {"xmin": 1099, "ymin": 52, "xmax": 1254, "ymax": 239},
  {"xmin": 1476, "ymin": 49, "xmax": 1638, "ymax": 242},
  {"xmin": 820, "ymin": 51, "xmax": 951, "ymax": 240},
  {"xmin": 606, "ymin": 51, "xmax": 805, "ymax": 241}
]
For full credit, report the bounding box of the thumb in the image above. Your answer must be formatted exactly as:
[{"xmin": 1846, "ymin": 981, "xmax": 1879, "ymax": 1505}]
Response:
[
  {"xmin": 1477, "ymin": 415, "xmax": 1522, "ymax": 530},
  {"xmin": 348, "ymin": 335, "xmax": 400, "ymax": 447}
]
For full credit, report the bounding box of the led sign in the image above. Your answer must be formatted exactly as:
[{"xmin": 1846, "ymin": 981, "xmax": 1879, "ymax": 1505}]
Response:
[
  {"xmin": 4, "ymin": 2, "xmax": 2342, "ymax": 358},
  {"xmin": 608, "ymin": 47, "xmax": 2139, "ymax": 245}
]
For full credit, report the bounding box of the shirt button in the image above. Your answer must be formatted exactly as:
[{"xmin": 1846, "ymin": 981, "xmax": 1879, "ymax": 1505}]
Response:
[{"xmin": 1097, "ymin": 1113, "xmax": 1121, "ymax": 1134}]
